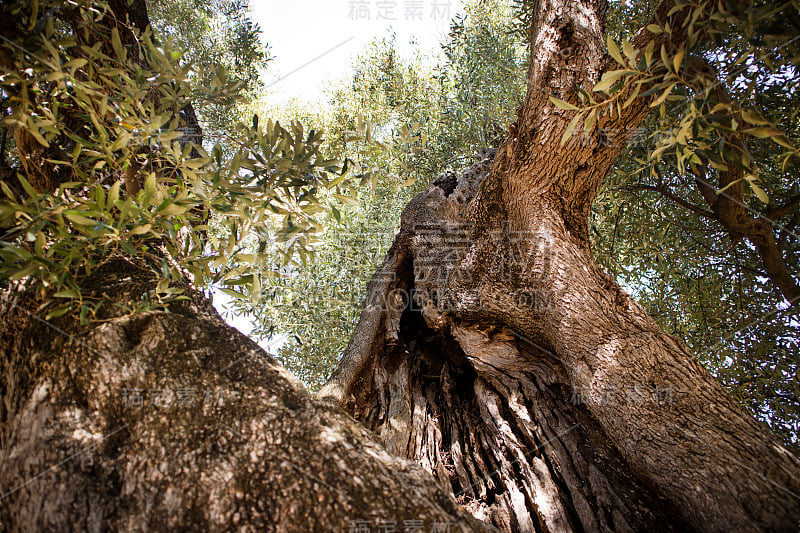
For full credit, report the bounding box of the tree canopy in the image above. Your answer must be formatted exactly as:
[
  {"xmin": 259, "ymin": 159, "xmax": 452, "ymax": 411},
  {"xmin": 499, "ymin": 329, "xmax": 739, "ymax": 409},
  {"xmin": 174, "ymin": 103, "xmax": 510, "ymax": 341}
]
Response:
[{"xmin": 0, "ymin": 0, "xmax": 361, "ymax": 319}]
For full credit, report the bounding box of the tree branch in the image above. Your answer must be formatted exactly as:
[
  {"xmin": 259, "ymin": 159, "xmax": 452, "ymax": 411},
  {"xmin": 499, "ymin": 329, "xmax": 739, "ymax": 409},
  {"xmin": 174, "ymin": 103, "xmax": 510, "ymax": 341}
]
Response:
[
  {"xmin": 683, "ymin": 64, "xmax": 800, "ymax": 306},
  {"xmin": 494, "ymin": 0, "xmax": 711, "ymax": 241},
  {"xmin": 766, "ymin": 193, "xmax": 800, "ymax": 220},
  {"xmin": 626, "ymin": 183, "xmax": 717, "ymax": 219}
]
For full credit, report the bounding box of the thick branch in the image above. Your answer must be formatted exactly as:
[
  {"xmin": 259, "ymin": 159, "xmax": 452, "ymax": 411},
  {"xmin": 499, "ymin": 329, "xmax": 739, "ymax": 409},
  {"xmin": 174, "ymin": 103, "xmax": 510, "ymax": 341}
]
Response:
[
  {"xmin": 0, "ymin": 261, "xmax": 493, "ymax": 532},
  {"xmin": 491, "ymin": 0, "xmax": 710, "ymax": 242},
  {"xmin": 325, "ymin": 152, "xmax": 800, "ymax": 531},
  {"xmin": 707, "ymin": 178, "xmax": 800, "ymax": 305}
]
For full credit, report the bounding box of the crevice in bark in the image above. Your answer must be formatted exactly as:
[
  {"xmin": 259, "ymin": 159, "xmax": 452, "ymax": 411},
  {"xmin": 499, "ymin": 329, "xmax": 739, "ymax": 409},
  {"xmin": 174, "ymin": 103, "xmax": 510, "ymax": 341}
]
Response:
[{"xmin": 341, "ymin": 250, "xmax": 693, "ymax": 532}]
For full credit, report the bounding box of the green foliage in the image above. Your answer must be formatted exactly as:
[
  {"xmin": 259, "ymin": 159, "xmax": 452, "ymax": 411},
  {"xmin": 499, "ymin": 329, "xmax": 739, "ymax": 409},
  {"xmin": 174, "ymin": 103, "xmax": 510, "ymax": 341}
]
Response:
[
  {"xmin": 0, "ymin": 0, "xmax": 352, "ymax": 320},
  {"xmin": 592, "ymin": 160, "xmax": 800, "ymax": 451},
  {"xmin": 434, "ymin": 1, "xmax": 526, "ymax": 156},
  {"xmin": 231, "ymin": 0, "xmax": 527, "ymax": 391},
  {"xmin": 249, "ymin": 203, "xmax": 398, "ymax": 391},
  {"xmin": 147, "ymin": 0, "xmax": 271, "ymax": 138},
  {"xmin": 586, "ymin": 0, "xmax": 800, "ymax": 451},
  {"xmin": 551, "ymin": 1, "xmax": 800, "ymax": 201}
]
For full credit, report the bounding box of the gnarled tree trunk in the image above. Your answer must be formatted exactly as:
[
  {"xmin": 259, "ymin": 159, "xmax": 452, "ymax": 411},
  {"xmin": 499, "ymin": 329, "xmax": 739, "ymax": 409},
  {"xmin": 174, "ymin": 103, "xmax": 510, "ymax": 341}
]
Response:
[
  {"xmin": 2, "ymin": 0, "xmax": 799, "ymax": 531},
  {"xmin": 0, "ymin": 1, "xmax": 491, "ymax": 531},
  {"xmin": 319, "ymin": 1, "xmax": 800, "ymax": 531},
  {"xmin": 0, "ymin": 260, "xmax": 492, "ymax": 532}
]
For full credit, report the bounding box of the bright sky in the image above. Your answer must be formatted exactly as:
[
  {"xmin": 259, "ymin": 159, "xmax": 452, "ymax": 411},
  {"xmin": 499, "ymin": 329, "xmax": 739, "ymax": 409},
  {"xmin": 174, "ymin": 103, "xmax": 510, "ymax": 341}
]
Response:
[
  {"xmin": 249, "ymin": 0, "xmax": 466, "ymax": 105},
  {"xmin": 214, "ymin": 0, "xmax": 466, "ymax": 344}
]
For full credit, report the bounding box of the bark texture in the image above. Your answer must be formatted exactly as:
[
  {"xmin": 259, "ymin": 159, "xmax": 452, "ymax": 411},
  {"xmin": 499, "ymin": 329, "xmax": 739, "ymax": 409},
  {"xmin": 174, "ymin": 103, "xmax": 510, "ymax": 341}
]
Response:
[
  {"xmin": 321, "ymin": 1, "xmax": 800, "ymax": 531},
  {"xmin": 0, "ymin": 262, "xmax": 493, "ymax": 532},
  {"xmin": 2, "ymin": 0, "xmax": 800, "ymax": 531},
  {"xmin": 0, "ymin": 2, "xmax": 494, "ymax": 530},
  {"xmin": 321, "ymin": 145, "xmax": 800, "ymax": 533}
]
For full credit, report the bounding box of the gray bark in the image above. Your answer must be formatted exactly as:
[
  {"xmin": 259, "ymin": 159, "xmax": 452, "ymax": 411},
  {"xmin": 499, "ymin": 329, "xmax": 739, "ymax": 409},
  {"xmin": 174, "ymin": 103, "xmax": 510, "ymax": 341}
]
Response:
[
  {"xmin": 0, "ymin": 262, "xmax": 493, "ymax": 532},
  {"xmin": 320, "ymin": 1, "xmax": 800, "ymax": 531}
]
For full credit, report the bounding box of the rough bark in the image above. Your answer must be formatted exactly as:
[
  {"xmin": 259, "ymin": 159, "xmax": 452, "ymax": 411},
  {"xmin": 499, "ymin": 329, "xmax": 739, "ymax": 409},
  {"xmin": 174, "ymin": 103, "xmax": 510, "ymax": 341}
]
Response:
[
  {"xmin": 321, "ymin": 150, "xmax": 800, "ymax": 531},
  {"xmin": 321, "ymin": 1, "xmax": 800, "ymax": 531},
  {"xmin": 2, "ymin": 0, "xmax": 799, "ymax": 531},
  {"xmin": 0, "ymin": 2, "xmax": 492, "ymax": 530},
  {"xmin": 0, "ymin": 260, "xmax": 493, "ymax": 532}
]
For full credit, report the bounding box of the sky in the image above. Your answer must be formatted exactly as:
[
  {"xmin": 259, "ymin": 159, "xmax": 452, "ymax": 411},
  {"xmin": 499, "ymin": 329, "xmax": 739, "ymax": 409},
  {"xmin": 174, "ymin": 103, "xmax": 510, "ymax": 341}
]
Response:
[
  {"xmin": 214, "ymin": 0, "xmax": 466, "ymax": 346},
  {"xmin": 249, "ymin": 0, "xmax": 466, "ymax": 105}
]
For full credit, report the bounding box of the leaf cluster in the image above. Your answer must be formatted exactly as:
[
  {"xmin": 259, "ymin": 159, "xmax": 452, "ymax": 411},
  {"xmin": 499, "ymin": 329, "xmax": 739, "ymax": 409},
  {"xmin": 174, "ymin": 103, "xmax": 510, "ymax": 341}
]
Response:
[{"xmin": 0, "ymin": 0, "xmax": 353, "ymax": 321}]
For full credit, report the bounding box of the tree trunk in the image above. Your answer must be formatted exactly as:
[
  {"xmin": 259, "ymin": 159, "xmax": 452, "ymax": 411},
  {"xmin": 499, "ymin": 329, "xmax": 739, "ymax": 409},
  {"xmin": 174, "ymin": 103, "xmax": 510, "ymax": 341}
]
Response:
[
  {"xmin": 320, "ymin": 1, "xmax": 800, "ymax": 532},
  {"xmin": 3, "ymin": 0, "xmax": 799, "ymax": 531},
  {"xmin": 1, "ymin": 1, "xmax": 493, "ymax": 530},
  {"xmin": 0, "ymin": 259, "xmax": 493, "ymax": 532}
]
